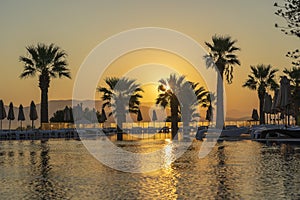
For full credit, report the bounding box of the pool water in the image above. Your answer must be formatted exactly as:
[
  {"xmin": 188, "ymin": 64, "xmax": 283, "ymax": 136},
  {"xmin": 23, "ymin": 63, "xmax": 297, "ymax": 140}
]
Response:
[{"xmin": 0, "ymin": 139, "xmax": 299, "ymax": 199}]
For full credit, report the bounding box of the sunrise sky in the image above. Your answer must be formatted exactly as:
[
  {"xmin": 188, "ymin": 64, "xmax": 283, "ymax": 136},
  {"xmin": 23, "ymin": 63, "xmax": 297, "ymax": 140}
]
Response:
[{"xmin": 0, "ymin": 0, "xmax": 299, "ymax": 118}]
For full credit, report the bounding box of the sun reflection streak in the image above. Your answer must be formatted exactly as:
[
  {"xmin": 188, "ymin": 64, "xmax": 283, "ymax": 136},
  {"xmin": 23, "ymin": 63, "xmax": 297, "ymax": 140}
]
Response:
[{"xmin": 163, "ymin": 139, "xmax": 173, "ymax": 170}]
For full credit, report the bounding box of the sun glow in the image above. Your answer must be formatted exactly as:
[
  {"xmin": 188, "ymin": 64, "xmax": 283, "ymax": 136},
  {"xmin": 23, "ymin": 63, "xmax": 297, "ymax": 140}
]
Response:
[{"xmin": 165, "ymin": 84, "xmax": 171, "ymax": 91}]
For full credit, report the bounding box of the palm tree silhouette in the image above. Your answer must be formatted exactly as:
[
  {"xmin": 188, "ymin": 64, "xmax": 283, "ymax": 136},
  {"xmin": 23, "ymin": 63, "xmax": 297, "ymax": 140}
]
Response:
[
  {"xmin": 97, "ymin": 77, "xmax": 143, "ymax": 141},
  {"xmin": 156, "ymin": 74, "xmax": 208, "ymax": 139},
  {"xmin": 156, "ymin": 74, "xmax": 184, "ymax": 139},
  {"xmin": 283, "ymin": 67, "xmax": 300, "ymax": 124},
  {"xmin": 202, "ymin": 93, "xmax": 216, "ymax": 122},
  {"xmin": 179, "ymin": 81, "xmax": 208, "ymax": 135},
  {"xmin": 243, "ymin": 64, "xmax": 278, "ymax": 124},
  {"xmin": 19, "ymin": 43, "xmax": 71, "ymax": 124},
  {"xmin": 205, "ymin": 35, "xmax": 240, "ymax": 128}
]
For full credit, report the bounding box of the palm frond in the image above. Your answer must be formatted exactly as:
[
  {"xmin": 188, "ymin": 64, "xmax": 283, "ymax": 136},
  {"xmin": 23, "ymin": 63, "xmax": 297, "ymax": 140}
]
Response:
[
  {"xmin": 19, "ymin": 65, "xmax": 37, "ymax": 78},
  {"xmin": 205, "ymin": 35, "xmax": 240, "ymax": 83}
]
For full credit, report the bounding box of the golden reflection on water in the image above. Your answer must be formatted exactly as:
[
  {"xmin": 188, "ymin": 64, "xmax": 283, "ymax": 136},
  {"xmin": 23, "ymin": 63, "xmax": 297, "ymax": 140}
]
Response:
[
  {"xmin": 0, "ymin": 139, "xmax": 299, "ymax": 199},
  {"xmin": 163, "ymin": 138, "xmax": 173, "ymax": 169}
]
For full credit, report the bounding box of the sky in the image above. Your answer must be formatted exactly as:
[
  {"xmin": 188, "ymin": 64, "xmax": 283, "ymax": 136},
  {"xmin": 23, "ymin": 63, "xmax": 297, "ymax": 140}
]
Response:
[{"xmin": 0, "ymin": 0, "xmax": 299, "ymax": 119}]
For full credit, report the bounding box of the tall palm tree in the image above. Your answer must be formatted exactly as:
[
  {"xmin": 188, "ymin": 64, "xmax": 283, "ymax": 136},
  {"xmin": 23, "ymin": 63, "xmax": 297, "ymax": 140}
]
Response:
[
  {"xmin": 97, "ymin": 77, "xmax": 143, "ymax": 141},
  {"xmin": 283, "ymin": 67, "xmax": 300, "ymax": 124},
  {"xmin": 243, "ymin": 64, "xmax": 278, "ymax": 124},
  {"xmin": 205, "ymin": 35, "xmax": 241, "ymax": 128},
  {"xmin": 20, "ymin": 43, "xmax": 70, "ymax": 124}
]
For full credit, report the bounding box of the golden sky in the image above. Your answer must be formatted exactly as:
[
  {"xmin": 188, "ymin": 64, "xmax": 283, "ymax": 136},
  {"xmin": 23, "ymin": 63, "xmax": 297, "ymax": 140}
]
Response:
[
  {"xmin": 0, "ymin": 0, "xmax": 299, "ymax": 118},
  {"xmin": 96, "ymin": 49, "xmax": 208, "ymax": 103}
]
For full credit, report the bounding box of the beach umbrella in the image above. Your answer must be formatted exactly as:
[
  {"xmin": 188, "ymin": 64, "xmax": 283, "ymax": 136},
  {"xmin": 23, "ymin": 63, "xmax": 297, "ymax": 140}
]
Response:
[
  {"xmin": 271, "ymin": 89, "xmax": 279, "ymax": 113},
  {"xmin": 251, "ymin": 109, "xmax": 259, "ymax": 121},
  {"xmin": 268, "ymin": 94, "xmax": 273, "ymax": 124},
  {"xmin": 63, "ymin": 106, "xmax": 71, "ymax": 122},
  {"xmin": 99, "ymin": 108, "xmax": 107, "ymax": 128},
  {"xmin": 152, "ymin": 110, "xmax": 157, "ymax": 121},
  {"xmin": 73, "ymin": 104, "xmax": 83, "ymax": 121},
  {"xmin": 271, "ymin": 89, "xmax": 279, "ymax": 124},
  {"xmin": 263, "ymin": 93, "xmax": 272, "ymax": 124},
  {"xmin": 276, "ymin": 76, "xmax": 292, "ymax": 125},
  {"xmin": 263, "ymin": 93, "xmax": 272, "ymax": 113},
  {"xmin": 29, "ymin": 101, "xmax": 38, "ymax": 129},
  {"xmin": 137, "ymin": 109, "xmax": 143, "ymax": 122},
  {"xmin": 0, "ymin": 100, "xmax": 6, "ymax": 130},
  {"xmin": 7, "ymin": 102, "xmax": 15, "ymax": 131},
  {"xmin": 91, "ymin": 108, "xmax": 99, "ymax": 125},
  {"xmin": 152, "ymin": 109, "xmax": 157, "ymax": 128},
  {"xmin": 18, "ymin": 104, "xmax": 25, "ymax": 130}
]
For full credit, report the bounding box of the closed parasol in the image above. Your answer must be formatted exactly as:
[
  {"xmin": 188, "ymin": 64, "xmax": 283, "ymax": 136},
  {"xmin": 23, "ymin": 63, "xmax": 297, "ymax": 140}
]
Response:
[
  {"xmin": 0, "ymin": 100, "xmax": 6, "ymax": 130},
  {"xmin": 252, "ymin": 109, "xmax": 259, "ymax": 121},
  {"xmin": 29, "ymin": 101, "xmax": 38, "ymax": 129},
  {"xmin": 263, "ymin": 93, "xmax": 272, "ymax": 124},
  {"xmin": 18, "ymin": 104, "xmax": 25, "ymax": 130},
  {"xmin": 7, "ymin": 102, "xmax": 15, "ymax": 131},
  {"xmin": 152, "ymin": 110, "xmax": 157, "ymax": 121},
  {"xmin": 276, "ymin": 76, "xmax": 292, "ymax": 125},
  {"xmin": 63, "ymin": 106, "xmax": 71, "ymax": 122},
  {"xmin": 271, "ymin": 89, "xmax": 279, "ymax": 124}
]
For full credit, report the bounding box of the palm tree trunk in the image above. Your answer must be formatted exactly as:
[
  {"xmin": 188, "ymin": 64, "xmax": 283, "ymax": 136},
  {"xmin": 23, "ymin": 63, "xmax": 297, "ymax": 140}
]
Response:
[
  {"xmin": 171, "ymin": 118, "xmax": 178, "ymax": 139},
  {"xmin": 116, "ymin": 126, "xmax": 123, "ymax": 141},
  {"xmin": 39, "ymin": 73, "xmax": 50, "ymax": 125},
  {"xmin": 216, "ymin": 68, "xmax": 225, "ymax": 129},
  {"xmin": 116, "ymin": 114, "xmax": 125, "ymax": 141},
  {"xmin": 294, "ymin": 82, "xmax": 300, "ymax": 125},
  {"xmin": 182, "ymin": 114, "xmax": 189, "ymax": 137},
  {"xmin": 259, "ymin": 96, "xmax": 265, "ymax": 124},
  {"xmin": 170, "ymin": 95, "xmax": 179, "ymax": 140},
  {"xmin": 40, "ymin": 87, "xmax": 49, "ymax": 124},
  {"xmin": 258, "ymin": 85, "xmax": 266, "ymax": 125}
]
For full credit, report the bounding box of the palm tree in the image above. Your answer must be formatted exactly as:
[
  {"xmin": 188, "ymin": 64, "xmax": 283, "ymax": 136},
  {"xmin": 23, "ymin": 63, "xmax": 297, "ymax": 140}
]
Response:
[
  {"xmin": 202, "ymin": 93, "xmax": 216, "ymax": 122},
  {"xmin": 243, "ymin": 64, "xmax": 278, "ymax": 124},
  {"xmin": 156, "ymin": 74, "xmax": 184, "ymax": 139},
  {"xmin": 283, "ymin": 67, "xmax": 300, "ymax": 124},
  {"xmin": 156, "ymin": 74, "xmax": 208, "ymax": 139},
  {"xmin": 97, "ymin": 77, "xmax": 143, "ymax": 141},
  {"xmin": 19, "ymin": 43, "xmax": 71, "ymax": 124},
  {"xmin": 205, "ymin": 35, "xmax": 241, "ymax": 128},
  {"xmin": 179, "ymin": 82, "xmax": 208, "ymax": 135}
]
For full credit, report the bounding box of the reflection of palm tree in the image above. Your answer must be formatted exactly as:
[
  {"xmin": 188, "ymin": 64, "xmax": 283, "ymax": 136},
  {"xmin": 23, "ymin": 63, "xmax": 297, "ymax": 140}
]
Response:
[
  {"xmin": 97, "ymin": 77, "xmax": 143, "ymax": 141},
  {"xmin": 284, "ymin": 67, "xmax": 300, "ymax": 124},
  {"xmin": 19, "ymin": 43, "xmax": 71, "ymax": 123},
  {"xmin": 205, "ymin": 35, "xmax": 241, "ymax": 128},
  {"xmin": 215, "ymin": 145, "xmax": 231, "ymax": 199},
  {"xmin": 243, "ymin": 64, "xmax": 278, "ymax": 124},
  {"xmin": 28, "ymin": 141, "xmax": 66, "ymax": 199}
]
